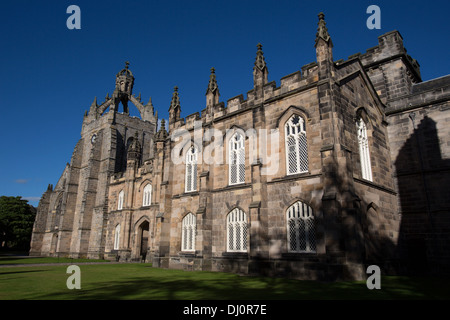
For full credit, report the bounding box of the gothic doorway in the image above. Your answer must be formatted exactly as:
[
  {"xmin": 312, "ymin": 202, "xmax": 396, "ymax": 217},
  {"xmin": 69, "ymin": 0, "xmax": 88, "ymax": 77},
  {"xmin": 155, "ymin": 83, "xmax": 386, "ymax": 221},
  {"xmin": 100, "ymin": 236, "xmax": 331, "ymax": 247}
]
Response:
[
  {"xmin": 50, "ymin": 233, "xmax": 58, "ymax": 254},
  {"xmin": 138, "ymin": 221, "xmax": 150, "ymax": 260}
]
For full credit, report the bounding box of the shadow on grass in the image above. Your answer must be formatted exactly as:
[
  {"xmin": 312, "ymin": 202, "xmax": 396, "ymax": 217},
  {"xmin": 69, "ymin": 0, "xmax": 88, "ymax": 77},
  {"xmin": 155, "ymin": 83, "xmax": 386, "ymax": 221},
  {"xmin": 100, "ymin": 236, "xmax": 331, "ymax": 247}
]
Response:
[
  {"xmin": 32, "ymin": 266, "xmax": 450, "ymax": 300},
  {"xmin": 0, "ymin": 269, "xmax": 49, "ymax": 276}
]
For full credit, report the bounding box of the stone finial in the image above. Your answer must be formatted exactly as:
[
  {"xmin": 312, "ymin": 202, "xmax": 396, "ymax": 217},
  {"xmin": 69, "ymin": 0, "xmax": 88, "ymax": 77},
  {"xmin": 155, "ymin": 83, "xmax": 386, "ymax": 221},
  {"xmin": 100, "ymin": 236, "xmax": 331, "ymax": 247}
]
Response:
[
  {"xmin": 206, "ymin": 67, "xmax": 219, "ymax": 94},
  {"xmin": 116, "ymin": 61, "xmax": 134, "ymax": 78},
  {"xmin": 170, "ymin": 86, "xmax": 180, "ymax": 110},
  {"xmin": 91, "ymin": 96, "xmax": 98, "ymax": 107},
  {"xmin": 155, "ymin": 118, "xmax": 168, "ymax": 141},
  {"xmin": 315, "ymin": 12, "xmax": 332, "ymax": 46},
  {"xmin": 254, "ymin": 43, "xmax": 267, "ymax": 71}
]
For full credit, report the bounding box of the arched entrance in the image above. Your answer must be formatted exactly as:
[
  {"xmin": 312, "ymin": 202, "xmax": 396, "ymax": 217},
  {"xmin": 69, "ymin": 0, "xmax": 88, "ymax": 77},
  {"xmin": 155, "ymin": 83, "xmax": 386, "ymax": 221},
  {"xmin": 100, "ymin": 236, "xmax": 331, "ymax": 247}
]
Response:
[
  {"xmin": 138, "ymin": 220, "xmax": 150, "ymax": 261},
  {"xmin": 50, "ymin": 233, "xmax": 58, "ymax": 255}
]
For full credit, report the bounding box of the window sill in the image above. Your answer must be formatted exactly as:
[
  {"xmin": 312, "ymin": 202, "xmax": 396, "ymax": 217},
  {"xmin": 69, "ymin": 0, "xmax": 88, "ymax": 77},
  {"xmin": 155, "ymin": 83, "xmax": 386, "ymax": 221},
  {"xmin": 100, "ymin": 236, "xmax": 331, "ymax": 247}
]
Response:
[
  {"xmin": 173, "ymin": 191, "xmax": 199, "ymax": 199},
  {"xmin": 212, "ymin": 183, "xmax": 251, "ymax": 193},
  {"xmin": 268, "ymin": 172, "xmax": 320, "ymax": 184},
  {"xmin": 178, "ymin": 251, "xmax": 197, "ymax": 257},
  {"xmin": 221, "ymin": 252, "xmax": 248, "ymax": 258},
  {"xmin": 281, "ymin": 252, "xmax": 317, "ymax": 260}
]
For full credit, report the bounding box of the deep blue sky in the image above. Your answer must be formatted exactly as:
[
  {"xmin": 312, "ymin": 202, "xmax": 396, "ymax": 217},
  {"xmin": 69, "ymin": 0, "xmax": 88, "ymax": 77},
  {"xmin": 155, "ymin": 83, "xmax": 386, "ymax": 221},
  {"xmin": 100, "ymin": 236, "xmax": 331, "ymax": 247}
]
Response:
[{"xmin": 1, "ymin": 0, "xmax": 449, "ymax": 207}]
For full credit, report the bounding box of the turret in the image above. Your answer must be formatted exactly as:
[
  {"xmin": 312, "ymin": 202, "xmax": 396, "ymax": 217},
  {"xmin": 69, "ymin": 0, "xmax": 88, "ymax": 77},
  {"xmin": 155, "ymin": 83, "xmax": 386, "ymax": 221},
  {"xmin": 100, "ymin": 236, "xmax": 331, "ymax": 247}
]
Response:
[{"xmin": 112, "ymin": 61, "xmax": 135, "ymax": 114}]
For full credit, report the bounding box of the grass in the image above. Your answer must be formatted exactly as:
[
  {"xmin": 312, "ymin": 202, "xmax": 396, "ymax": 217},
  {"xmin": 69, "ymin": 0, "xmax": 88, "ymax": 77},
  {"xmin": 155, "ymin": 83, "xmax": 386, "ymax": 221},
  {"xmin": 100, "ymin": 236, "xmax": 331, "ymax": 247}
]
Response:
[{"xmin": 1, "ymin": 261, "xmax": 449, "ymax": 300}]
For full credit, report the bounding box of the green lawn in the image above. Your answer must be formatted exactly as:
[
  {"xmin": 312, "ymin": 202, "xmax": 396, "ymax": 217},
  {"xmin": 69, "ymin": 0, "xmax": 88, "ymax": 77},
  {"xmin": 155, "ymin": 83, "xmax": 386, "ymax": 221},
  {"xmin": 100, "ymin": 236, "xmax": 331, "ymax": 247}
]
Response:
[{"xmin": 1, "ymin": 261, "xmax": 449, "ymax": 300}]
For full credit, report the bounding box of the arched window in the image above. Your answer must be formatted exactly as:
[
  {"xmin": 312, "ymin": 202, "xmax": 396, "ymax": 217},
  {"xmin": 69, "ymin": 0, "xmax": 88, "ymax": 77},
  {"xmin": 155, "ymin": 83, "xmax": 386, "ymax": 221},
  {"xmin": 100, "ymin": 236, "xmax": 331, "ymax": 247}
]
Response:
[
  {"xmin": 143, "ymin": 184, "xmax": 152, "ymax": 207},
  {"xmin": 117, "ymin": 190, "xmax": 124, "ymax": 210},
  {"xmin": 185, "ymin": 146, "xmax": 198, "ymax": 192},
  {"xmin": 181, "ymin": 213, "xmax": 196, "ymax": 251},
  {"xmin": 285, "ymin": 114, "xmax": 308, "ymax": 175},
  {"xmin": 286, "ymin": 201, "xmax": 316, "ymax": 253},
  {"xmin": 229, "ymin": 132, "xmax": 245, "ymax": 185},
  {"xmin": 114, "ymin": 224, "xmax": 120, "ymax": 250},
  {"xmin": 226, "ymin": 208, "xmax": 248, "ymax": 252},
  {"xmin": 356, "ymin": 118, "xmax": 373, "ymax": 182}
]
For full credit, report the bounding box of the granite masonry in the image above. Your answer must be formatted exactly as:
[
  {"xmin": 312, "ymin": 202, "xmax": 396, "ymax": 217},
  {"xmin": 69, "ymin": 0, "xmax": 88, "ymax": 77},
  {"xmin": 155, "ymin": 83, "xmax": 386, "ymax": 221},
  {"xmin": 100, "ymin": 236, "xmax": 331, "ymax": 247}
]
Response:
[{"xmin": 30, "ymin": 13, "xmax": 450, "ymax": 280}]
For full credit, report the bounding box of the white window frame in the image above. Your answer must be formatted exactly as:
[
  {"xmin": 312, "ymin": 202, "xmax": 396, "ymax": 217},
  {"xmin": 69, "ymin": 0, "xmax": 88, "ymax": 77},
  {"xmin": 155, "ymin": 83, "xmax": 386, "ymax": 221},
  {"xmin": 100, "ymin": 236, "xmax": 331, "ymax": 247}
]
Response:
[
  {"xmin": 117, "ymin": 190, "xmax": 124, "ymax": 210},
  {"xmin": 229, "ymin": 132, "xmax": 245, "ymax": 185},
  {"xmin": 114, "ymin": 224, "xmax": 120, "ymax": 250},
  {"xmin": 181, "ymin": 213, "xmax": 196, "ymax": 252},
  {"xmin": 285, "ymin": 114, "xmax": 309, "ymax": 175},
  {"xmin": 356, "ymin": 118, "xmax": 373, "ymax": 182},
  {"xmin": 286, "ymin": 201, "xmax": 316, "ymax": 253},
  {"xmin": 185, "ymin": 146, "xmax": 198, "ymax": 193},
  {"xmin": 226, "ymin": 208, "xmax": 248, "ymax": 253},
  {"xmin": 142, "ymin": 184, "xmax": 152, "ymax": 207}
]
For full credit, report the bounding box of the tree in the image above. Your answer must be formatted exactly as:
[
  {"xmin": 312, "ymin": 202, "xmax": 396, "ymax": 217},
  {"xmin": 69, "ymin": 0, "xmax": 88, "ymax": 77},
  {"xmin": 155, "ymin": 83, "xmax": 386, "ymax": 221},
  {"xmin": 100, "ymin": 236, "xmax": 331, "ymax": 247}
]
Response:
[{"xmin": 0, "ymin": 196, "xmax": 36, "ymax": 250}]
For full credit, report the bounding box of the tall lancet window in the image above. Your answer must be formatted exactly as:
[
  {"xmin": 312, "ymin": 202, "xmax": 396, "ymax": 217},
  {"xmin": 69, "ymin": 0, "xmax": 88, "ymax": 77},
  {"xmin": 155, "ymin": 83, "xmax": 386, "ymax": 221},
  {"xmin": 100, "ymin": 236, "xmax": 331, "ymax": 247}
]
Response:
[
  {"xmin": 143, "ymin": 184, "xmax": 152, "ymax": 207},
  {"xmin": 181, "ymin": 213, "xmax": 196, "ymax": 252},
  {"xmin": 285, "ymin": 115, "xmax": 308, "ymax": 175},
  {"xmin": 185, "ymin": 146, "xmax": 198, "ymax": 193},
  {"xmin": 114, "ymin": 224, "xmax": 120, "ymax": 250},
  {"xmin": 117, "ymin": 190, "xmax": 124, "ymax": 210},
  {"xmin": 229, "ymin": 132, "xmax": 245, "ymax": 185},
  {"xmin": 286, "ymin": 201, "xmax": 316, "ymax": 253},
  {"xmin": 226, "ymin": 208, "xmax": 248, "ymax": 253},
  {"xmin": 356, "ymin": 118, "xmax": 373, "ymax": 182}
]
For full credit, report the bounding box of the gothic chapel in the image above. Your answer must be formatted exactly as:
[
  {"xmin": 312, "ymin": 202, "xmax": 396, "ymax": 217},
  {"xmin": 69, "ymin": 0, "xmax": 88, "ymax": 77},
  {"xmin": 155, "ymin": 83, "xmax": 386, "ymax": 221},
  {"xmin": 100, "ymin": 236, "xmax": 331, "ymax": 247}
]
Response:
[{"xmin": 30, "ymin": 13, "xmax": 450, "ymax": 280}]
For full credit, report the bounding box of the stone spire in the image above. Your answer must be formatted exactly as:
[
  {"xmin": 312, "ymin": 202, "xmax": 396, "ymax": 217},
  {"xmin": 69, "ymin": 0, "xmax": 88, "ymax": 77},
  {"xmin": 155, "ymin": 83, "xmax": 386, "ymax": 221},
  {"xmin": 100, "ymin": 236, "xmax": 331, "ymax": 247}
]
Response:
[
  {"xmin": 315, "ymin": 12, "xmax": 332, "ymax": 47},
  {"xmin": 145, "ymin": 97, "xmax": 153, "ymax": 109},
  {"xmin": 206, "ymin": 67, "xmax": 219, "ymax": 94},
  {"xmin": 254, "ymin": 43, "xmax": 267, "ymax": 71},
  {"xmin": 253, "ymin": 43, "xmax": 269, "ymax": 99},
  {"xmin": 315, "ymin": 12, "xmax": 334, "ymax": 79},
  {"xmin": 88, "ymin": 96, "xmax": 98, "ymax": 119},
  {"xmin": 206, "ymin": 67, "xmax": 220, "ymax": 108},
  {"xmin": 169, "ymin": 86, "xmax": 181, "ymax": 125},
  {"xmin": 155, "ymin": 119, "xmax": 168, "ymax": 141}
]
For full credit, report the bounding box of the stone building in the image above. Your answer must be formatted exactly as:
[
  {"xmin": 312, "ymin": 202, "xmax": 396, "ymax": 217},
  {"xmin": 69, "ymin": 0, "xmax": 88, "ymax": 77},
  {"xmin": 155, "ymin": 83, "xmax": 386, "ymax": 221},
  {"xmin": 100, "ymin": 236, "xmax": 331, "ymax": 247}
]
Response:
[{"xmin": 30, "ymin": 13, "xmax": 450, "ymax": 280}]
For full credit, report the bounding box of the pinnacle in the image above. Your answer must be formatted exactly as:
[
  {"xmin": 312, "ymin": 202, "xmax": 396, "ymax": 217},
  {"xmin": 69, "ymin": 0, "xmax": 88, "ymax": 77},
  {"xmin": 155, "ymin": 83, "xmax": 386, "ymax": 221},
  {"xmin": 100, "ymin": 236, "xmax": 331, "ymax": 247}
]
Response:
[
  {"xmin": 254, "ymin": 42, "xmax": 266, "ymax": 71},
  {"xmin": 315, "ymin": 11, "xmax": 332, "ymax": 45},
  {"xmin": 170, "ymin": 86, "xmax": 181, "ymax": 110},
  {"xmin": 91, "ymin": 96, "xmax": 98, "ymax": 107},
  {"xmin": 207, "ymin": 67, "xmax": 218, "ymax": 94}
]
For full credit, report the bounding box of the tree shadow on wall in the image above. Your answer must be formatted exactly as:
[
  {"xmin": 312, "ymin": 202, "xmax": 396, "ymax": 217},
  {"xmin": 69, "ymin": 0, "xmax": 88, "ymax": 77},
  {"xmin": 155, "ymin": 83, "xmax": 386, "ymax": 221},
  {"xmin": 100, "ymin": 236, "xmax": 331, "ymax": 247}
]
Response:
[
  {"xmin": 225, "ymin": 153, "xmax": 402, "ymax": 282},
  {"xmin": 394, "ymin": 115, "xmax": 450, "ymax": 276}
]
